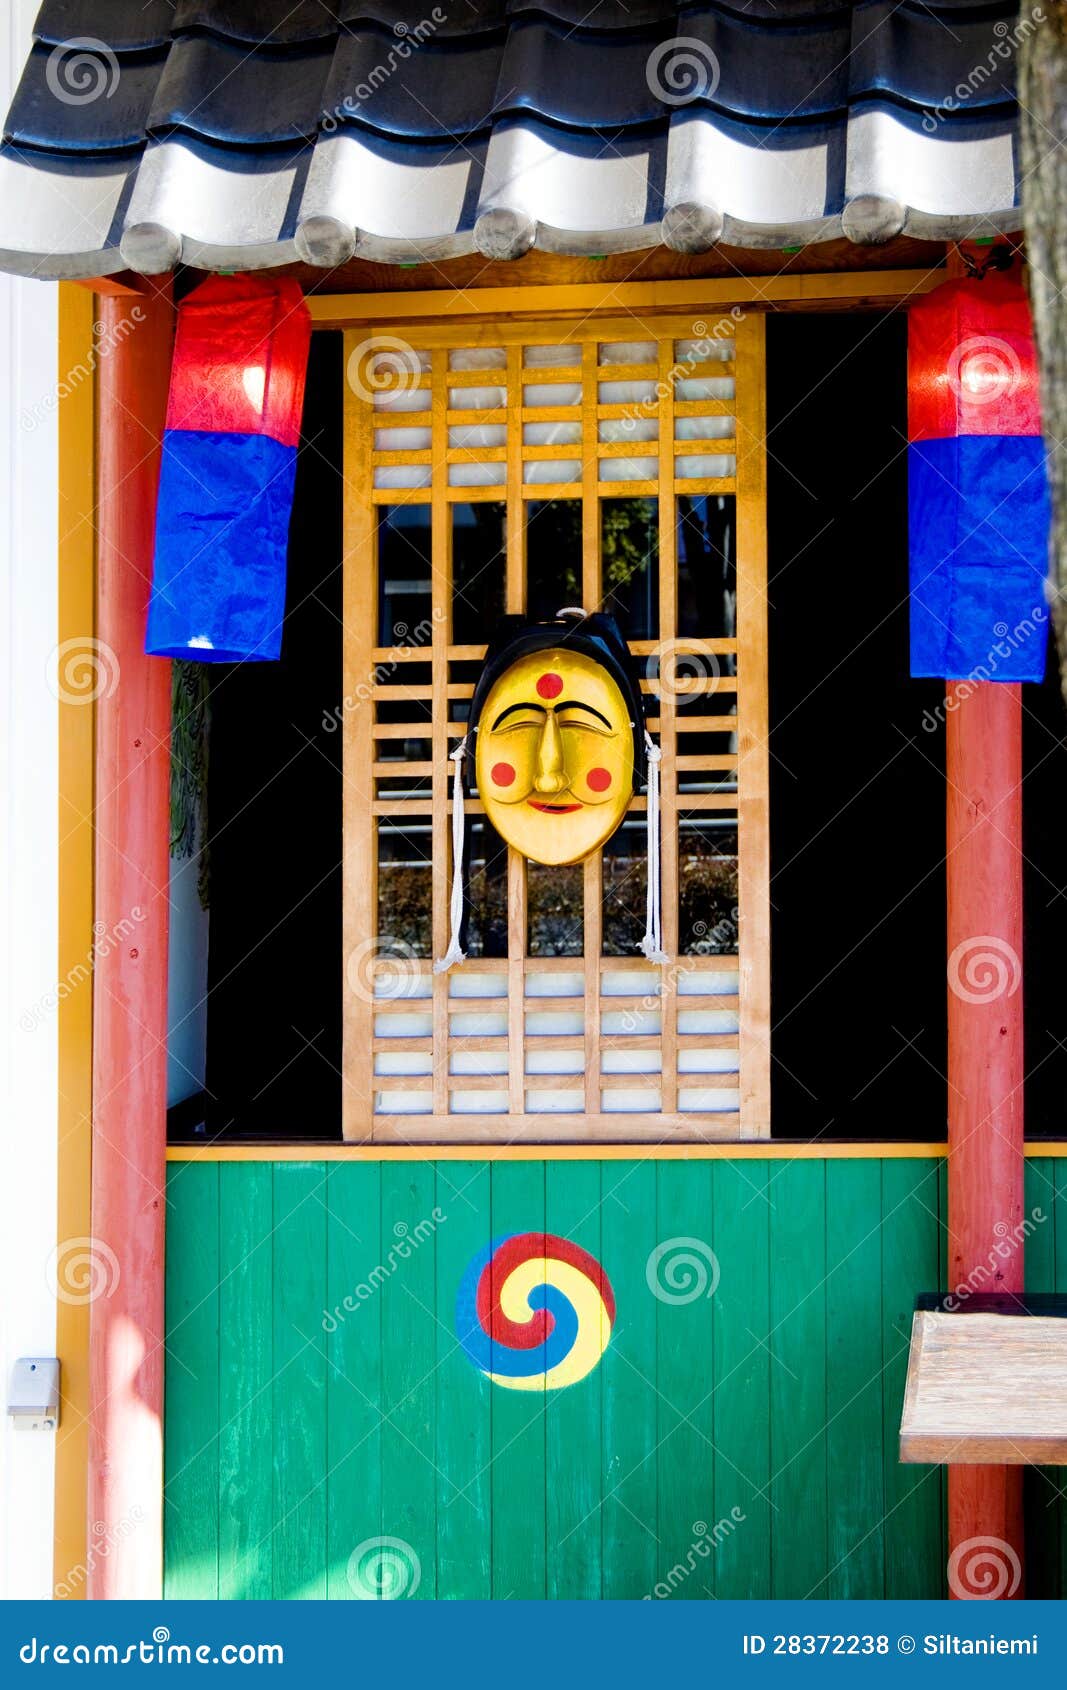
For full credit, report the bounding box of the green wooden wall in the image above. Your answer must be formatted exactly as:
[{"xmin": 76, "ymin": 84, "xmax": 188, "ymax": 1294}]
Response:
[{"xmin": 164, "ymin": 1155, "xmax": 1067, "ymax": 1600}]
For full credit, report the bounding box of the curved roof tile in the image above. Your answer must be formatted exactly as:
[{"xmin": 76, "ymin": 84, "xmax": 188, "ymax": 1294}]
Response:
[{"xmin": 0, "ymin": 0, "xmax": 1025, "ymax": 276}]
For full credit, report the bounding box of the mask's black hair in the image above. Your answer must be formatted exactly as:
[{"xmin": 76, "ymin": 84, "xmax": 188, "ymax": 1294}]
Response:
[{"xmin": 465, "ymin": 608, "xmax": 647, "ymax": 794}]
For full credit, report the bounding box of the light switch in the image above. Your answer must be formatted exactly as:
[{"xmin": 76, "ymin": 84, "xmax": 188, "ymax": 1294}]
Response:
[{"xmin": 6, "ymin": 1358, "xmax": 60, "ymax": 1430}]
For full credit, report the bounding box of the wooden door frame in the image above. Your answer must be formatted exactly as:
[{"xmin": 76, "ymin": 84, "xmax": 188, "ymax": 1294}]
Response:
[{"xmin": 68, "ymin": 262, "xmax": 1044, "ymax": 1602}]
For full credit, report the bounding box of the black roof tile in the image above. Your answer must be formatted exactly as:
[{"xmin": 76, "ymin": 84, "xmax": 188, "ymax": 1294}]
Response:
[
  {"xmin": 10, "ymin": 40, "xmax": 167, "ymax": 152},
  {"xmin": 324, "ymin": 29, "xmax": 506, "ymax": 140},
  {"xmin": 147, "ymin": 34, "xmax": 335, "ymax": 147},
  {"xmin": 12, "ymin": 0, "xmax": 1021, "ymax": 156},
  {"xmin": 0, "ymin": 0, "xmax": 1024, "ymax": 276},
  {"xmin": 33, "ymin": 0, "xmax": 177, "ymax": 50},
  {"xmin": 848, "ymin": 1, "xmax": 1015, "ymax": 111}
]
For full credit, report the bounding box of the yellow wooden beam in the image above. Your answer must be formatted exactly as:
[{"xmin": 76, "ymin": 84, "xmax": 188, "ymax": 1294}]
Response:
[
  {"xmin": 307, "ymin": 268, "xmax": 943, "ymax": 328},
  {"xmin": 54, "ymin": 283, "xmax": 96, "ymax": 1599},
  {"xmin": 164, "ymin": 1139, "xmax": 1067, "ymax": 1162},
  {"xmin": 167, "ymin": 1141, "xmax": 960, "ymax": 1162}
]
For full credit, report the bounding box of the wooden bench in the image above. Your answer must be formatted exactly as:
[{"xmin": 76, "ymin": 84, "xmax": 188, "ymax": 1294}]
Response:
[{"xmin": 900, "ymin": 1294, "xmax": 1067, "ymax": 1465}]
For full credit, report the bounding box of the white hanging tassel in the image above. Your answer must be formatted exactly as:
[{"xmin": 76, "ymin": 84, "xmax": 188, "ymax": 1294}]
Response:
[
  {"xmin": 639, "ymin": 729, "xmax": 669, "ymax": 964},
  {"xmin": 434, "ymin": 737, "xmax": 468, "ymax": 973}
]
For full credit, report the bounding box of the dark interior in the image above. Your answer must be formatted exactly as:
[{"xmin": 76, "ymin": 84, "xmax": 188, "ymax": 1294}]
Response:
[
  {"xmin": 197, "ymin": 331, "xmax": 344, "ymax": 1139},
  {"xmin": 766, "ymin": 312, "xmax": 948, "ymax": 1140}
]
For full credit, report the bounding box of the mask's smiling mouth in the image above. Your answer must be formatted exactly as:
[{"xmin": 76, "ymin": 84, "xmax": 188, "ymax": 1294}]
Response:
[{"xmin": 528, "ymin": 800, "xmax": 582, "ymax": 814}]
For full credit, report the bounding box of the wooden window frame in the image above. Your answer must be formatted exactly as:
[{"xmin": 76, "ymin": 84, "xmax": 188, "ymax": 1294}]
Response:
[
  {"xmin": 299, "ymin": 267, "xmax": 946, "ymax": 1152},
  {"xmin": 340, "ymin": 304, "xmax": 768, "ymax": 1144}
]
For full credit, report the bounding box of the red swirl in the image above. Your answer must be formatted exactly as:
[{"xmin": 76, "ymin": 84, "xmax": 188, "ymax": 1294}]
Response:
[{"xmin": 476, "ymin": 1232, "xmax": 616, "ymax": 1350}]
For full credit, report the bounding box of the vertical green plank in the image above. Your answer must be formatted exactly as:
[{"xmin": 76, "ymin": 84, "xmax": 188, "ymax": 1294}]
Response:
[
  {"xmin": 325, "ymin": 1162, "xmax": 382, "ymax": 1599},
  {"xmin": 769, "ymin": 1159, "xmax": 827, "ymax": 1598},
  {"xmin": 1024, "ymin": 1157, "xmax": 1059, "ymax": 1598},
  {"xmin": 712, "ymin": 1159, "xmax": 771, "ymax": 1599},
  {"xmin": 490, "ymin": 1160, "xmax": 546, "ymax": 1598},
  {"xmin": 601, "ymin": 1159, "xmax": 658, "ymax": 1598},
  {"xmin": 164, "ymin": 1163, "xmax": 220, "ymax": 1598},
  {"xmin": 1026, "ymin": 1158, "xmax": 1056, "ymax": 1286},
  {"xmin": 655, "ymin": 1161, "xmax": 715, "ymax": 1599},
  {"xmin": 825, "ymin": 1160, "xmax": 885, "ymax": 1598},
  {"xmin": 379, "ymin": 1162, "xmax": 437, "ymax": 1598},
  {"xmin": 218, "ymin": 1164, "xmax": 272, "ymax": 1599},
  {"xmin": 882, "ymin": 1157, "xmax": 942, "ymax": 1598},
  {"xmin": 272, "ymin": 1162, "xmax": 328, "ymax": 1598},
  {"xmin": 545, "ymin": 1160, "xmax": 602, "ymax": 1599},
  {"xmin": 434, "ymin": 1160, "xmax": 492, "ymax": 1599},
  {"xmin": 1025, "ymin": 1155, "xmax": 1056, "ymax": 1297}
]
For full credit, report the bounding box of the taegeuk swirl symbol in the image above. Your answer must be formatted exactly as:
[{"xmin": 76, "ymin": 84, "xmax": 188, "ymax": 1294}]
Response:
[{"xmin": 456, "ymin": 1232, "xmax": 616, "ymax": 1390}]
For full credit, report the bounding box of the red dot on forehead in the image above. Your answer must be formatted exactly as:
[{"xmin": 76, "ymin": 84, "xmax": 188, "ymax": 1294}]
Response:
[
  {"xmin": 536, "ymin": 671, "xmax": 563, "ymax": 699},
  {"xmin": 587, "ymin": 767, "xmax": 612, "ymax": 792},
  {"xmin": 491, "ymin": 761, "xmax": 515, "ymax": 787}
]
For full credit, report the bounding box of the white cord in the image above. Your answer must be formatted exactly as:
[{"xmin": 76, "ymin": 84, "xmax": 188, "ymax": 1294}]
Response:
[
  {"xmin": 639, "ymin": 730, "xmax": 669, "ymax": 964},
  {"xmin": 434, "ymin": 738, "xmax": 468, "ymax": 972}
]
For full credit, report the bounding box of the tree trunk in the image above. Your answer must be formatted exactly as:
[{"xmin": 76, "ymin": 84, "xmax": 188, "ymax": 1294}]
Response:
[{"xmin": 1020, "ymin": 7, "xmax": 1067, "ymax": 704}]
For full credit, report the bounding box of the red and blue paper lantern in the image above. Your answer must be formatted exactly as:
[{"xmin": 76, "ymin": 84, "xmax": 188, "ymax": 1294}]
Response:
[
  {"xmin": 908, "ymin": 269, "xmax": 1050, "ymax": 682},
  {"xmin": 146, "ymin": 275, "xmax": 311, "ymax": 662}
]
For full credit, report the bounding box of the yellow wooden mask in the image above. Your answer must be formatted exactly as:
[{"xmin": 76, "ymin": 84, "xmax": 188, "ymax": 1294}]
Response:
[
  {"xmin": 434, "ymin": 610, "xmax": 664, "ymax": 971},
  {"xmin": 469, "ymin": 612, "xmax": 645, "ymax": 867},
  {"xmin": 476, "ymin": 647, "xmax": 634, "ymax": 865}
]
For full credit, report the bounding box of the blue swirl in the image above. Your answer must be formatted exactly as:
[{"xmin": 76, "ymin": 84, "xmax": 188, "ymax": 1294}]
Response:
[{"xmin": 455, "ymin": 1237, "xmax": 579, "ymax": 1379}]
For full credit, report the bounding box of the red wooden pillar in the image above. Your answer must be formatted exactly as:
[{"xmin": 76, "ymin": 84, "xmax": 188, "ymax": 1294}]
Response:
[
  {"xmin": 87, "ymin": 284, "xmax": 174, "ymax": 1597},
  {"xmin": 946, "ymin": 681, "xmax": 1025, "ymax": 1598}
]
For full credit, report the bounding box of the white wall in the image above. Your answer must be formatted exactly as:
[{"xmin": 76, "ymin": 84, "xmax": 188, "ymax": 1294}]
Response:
[{"xmin": 0, "ymin": 0, "xmax": 61, "ymax": 1600}]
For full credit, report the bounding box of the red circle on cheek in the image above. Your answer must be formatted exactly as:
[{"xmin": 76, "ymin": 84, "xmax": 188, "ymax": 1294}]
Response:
[
  {"xmin": 491, "ymin": 761, "xmax": 515, "ymax": 787},
  {"xmin": 587, "ymin": 767, "xmax": 612, "ymax": 792},
  {"xmin": 536, "ymin": 672, "xmax": 563, "ymax": 699}
]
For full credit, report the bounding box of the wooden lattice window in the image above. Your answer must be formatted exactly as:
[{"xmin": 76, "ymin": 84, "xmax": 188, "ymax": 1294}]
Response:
[{"xmin": 342, "ymin": 311, "xmax": 768, "ymax": 1143}]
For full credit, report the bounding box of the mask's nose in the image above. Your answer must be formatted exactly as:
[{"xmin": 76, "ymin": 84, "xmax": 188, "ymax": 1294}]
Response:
[{"xmin": 533, "ymin": 710, "xmax": 568, "ymax": 794}]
